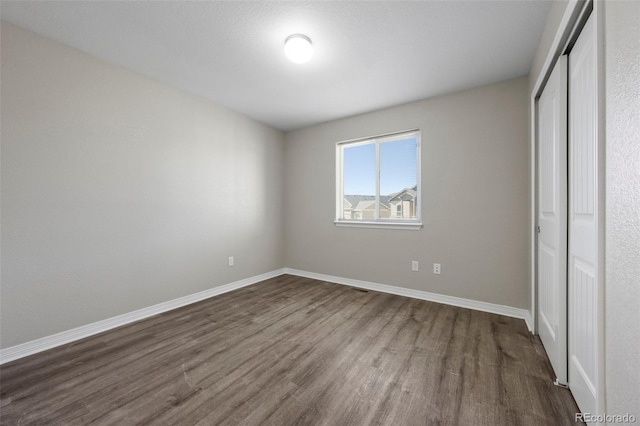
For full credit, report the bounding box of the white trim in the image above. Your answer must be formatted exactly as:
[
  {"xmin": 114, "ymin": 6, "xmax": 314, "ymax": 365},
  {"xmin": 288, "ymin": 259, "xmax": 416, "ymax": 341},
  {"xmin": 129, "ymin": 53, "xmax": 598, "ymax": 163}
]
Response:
[
  {"xmin": 594, "ymin": 1, "xmax": 606, "ymax": 414},
  {"xmin": 336, "ymin": 128, "xmax": 420, "ymax": 146},
  {"xmin": 375, "ymin": 140, "xmax": 380, "ymax": 219},
  {"xmin": 334, "ymin": 220, "xmax": 422, "ymax": 230},
  {"xmin": 284, "ymin": 268, "xmax": 533, "ymax": 332},
  {"xmin": 0, "ymin": 269, "xmax": 286, "ymax": 365},
  {"xmin": 523, "ymin": 311, "xmax": 534, "ymax": 333}
]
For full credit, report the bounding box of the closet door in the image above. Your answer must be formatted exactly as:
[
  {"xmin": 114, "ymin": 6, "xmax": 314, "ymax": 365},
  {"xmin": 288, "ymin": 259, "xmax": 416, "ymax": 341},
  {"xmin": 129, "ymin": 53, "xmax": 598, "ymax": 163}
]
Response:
[
  {"xmin": 537, "ymin": 55, "xmax": 568, "ymax": 385},
  {"xmin": 568, "ymin": 13, "xmax": 598, "ymax": 415}
]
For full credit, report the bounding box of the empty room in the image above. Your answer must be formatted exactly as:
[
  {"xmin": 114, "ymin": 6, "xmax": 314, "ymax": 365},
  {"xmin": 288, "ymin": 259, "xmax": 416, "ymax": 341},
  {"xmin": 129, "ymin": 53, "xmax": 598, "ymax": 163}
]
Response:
[{"xmin": 1, "ymin": 0, "xmax": 638, "ymax": 425}]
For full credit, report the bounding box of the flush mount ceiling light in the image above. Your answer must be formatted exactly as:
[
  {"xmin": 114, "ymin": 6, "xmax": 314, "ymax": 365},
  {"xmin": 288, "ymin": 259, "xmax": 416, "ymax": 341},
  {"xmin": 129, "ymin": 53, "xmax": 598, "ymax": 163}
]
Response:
[{"xmin": 284, "ymin": 34, "xmax": 313, "ymax": 64}]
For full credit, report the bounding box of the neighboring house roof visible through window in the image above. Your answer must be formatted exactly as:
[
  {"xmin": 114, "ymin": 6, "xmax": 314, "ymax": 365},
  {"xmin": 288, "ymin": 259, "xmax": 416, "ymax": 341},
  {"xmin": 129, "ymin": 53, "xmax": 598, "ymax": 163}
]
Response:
[
  {"xmin": 343, "ymin": 195, "xmax": 392, "ymax": 210},
  {"xmin": 388, "ymin": 186, "xmax": 417, "ymax": 202}
]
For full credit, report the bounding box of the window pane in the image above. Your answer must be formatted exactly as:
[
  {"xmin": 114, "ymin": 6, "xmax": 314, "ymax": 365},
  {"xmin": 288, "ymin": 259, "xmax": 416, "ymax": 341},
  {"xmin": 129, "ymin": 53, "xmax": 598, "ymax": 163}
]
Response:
[
  {"xmin": 380, "ymin": 137, "xmax": 418, "ymax": 219},
  {"xmin": 342, "ymin": 143, "xmax": 375, "ymax": 220}
]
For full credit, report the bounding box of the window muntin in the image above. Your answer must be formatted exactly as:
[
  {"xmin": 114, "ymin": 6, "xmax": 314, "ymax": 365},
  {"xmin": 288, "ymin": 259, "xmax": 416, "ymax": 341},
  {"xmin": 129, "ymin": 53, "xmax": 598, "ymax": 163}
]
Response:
[{"xmin": 336, "ymin": 130, "xmax": 421, "ymax": 229}]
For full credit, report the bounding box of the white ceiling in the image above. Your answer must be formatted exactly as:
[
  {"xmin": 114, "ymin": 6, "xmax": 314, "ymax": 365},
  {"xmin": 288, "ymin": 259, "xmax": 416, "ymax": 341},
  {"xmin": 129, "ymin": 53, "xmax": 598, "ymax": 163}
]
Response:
[{"xmin": 1, "ymin": 1, "xmax": 551, "ymax": 131}]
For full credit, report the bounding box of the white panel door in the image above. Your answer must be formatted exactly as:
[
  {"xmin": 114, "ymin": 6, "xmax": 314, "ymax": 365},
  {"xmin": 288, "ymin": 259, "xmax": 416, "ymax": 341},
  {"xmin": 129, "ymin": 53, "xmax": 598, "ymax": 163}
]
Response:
[
  {"xmin": 568, "ymin": 13, "xmax": 599, "ymax": 415},
  {"xmin": 537, "ymin": 55, "xmax": 568, "ymax": 385}
]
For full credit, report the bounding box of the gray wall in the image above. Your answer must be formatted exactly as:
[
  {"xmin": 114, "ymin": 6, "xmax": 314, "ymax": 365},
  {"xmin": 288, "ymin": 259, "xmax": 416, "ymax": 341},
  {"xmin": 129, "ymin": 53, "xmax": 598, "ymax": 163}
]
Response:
[
  {"xmin": 0, "ymin": 23, "xmax": 285, "ymax": 348},
  {"xmin": 604, "ymin": 0, "xmax": 640, "ymax": 419},
  {"xmin": 284, "ymin": 77, "xmax": 530, "ymax": 309}
]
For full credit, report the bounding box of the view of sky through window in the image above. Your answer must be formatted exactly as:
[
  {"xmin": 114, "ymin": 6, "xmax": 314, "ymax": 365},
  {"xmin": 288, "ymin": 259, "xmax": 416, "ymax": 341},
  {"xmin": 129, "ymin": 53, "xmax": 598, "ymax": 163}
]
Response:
[{"xmin": 343, "ymin": 137, "xmax": 417, "ymax": 196}]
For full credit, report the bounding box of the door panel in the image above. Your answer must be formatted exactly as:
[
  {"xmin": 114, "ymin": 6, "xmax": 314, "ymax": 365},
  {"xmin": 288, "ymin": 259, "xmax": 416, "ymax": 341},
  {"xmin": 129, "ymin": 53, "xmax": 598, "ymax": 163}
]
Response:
[
  {"xmin": 568, "ymin": 13, "xmax": 598, "ymax": 415},
  {"xmin": 537, "ymin": 55, "xmax": 568, "ymax": 384}
]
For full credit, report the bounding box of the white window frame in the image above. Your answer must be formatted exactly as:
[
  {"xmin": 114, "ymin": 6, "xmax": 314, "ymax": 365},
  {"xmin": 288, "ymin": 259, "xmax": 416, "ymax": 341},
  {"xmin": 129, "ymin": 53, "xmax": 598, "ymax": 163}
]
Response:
[{"xmin": 335, "ymin": 129, "xmax": 422, "ymax": 230}]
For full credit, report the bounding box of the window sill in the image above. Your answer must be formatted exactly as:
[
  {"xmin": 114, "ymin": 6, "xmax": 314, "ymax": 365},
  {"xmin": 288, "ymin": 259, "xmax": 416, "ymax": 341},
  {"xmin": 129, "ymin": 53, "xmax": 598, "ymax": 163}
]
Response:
[{"xmin": 334, "ymin": 220, "xmax": 423, "ymax": 230}]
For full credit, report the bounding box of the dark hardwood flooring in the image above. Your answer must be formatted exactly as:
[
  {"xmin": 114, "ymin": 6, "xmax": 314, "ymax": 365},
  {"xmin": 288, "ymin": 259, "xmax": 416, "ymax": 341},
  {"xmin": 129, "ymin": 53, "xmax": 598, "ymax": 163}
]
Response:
[{"xmin": 0, "ymin": 274, "xmax": 581, "ymax": 425}]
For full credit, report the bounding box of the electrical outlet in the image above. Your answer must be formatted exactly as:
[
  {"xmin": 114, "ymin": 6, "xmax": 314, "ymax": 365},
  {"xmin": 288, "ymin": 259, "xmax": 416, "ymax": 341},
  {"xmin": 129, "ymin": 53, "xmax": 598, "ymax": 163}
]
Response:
[
  {"xmin": 433, "ymin": 263, "xmax": 441, "ymax": 274},
  {"xmin": 228, "ymin": 256, "xmax": 234, "ymax": 267},
  {"xmin": 412, "ymin": 261, "xmax": 419, "ymax": 272}
]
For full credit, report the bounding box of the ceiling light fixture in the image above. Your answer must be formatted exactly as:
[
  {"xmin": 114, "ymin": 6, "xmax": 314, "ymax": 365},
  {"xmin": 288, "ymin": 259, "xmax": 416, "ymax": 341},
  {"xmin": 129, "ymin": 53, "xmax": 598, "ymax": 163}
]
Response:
[{"xmin": 284, "ymin": 34, "xmax": 313, "ymax": 64}]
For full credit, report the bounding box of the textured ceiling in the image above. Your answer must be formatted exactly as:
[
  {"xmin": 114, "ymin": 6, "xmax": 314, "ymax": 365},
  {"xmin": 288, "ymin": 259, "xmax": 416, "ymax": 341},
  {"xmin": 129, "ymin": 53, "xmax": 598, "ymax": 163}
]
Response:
[{"xmin": 1, "ymin": 1, "xmax": 551, "ymax": 131}]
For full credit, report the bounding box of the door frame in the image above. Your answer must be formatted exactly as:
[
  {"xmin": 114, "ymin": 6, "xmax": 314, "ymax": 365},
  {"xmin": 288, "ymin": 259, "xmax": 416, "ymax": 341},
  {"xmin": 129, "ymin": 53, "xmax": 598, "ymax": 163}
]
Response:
[{"xmin": 529, "ymin": 0, "xmax": 605, "ymax": 414}]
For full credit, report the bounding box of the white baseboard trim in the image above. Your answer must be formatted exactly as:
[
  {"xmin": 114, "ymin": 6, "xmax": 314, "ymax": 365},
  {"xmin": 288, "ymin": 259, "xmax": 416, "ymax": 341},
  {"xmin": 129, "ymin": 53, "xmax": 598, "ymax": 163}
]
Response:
[
  {"xmin": 523, "ymin": 311, "xmax": 534, "ymax": 333},
  {"xmin": 0, "ymin": 267, "xmax": 534, "ymax": 364},
  {"xmin": 0, "ymin": 269, "xmax": 286, "ymax": 365},
  {"xmin": 284, "ymin": 268, "xmax": 533, "ymax": 332}
]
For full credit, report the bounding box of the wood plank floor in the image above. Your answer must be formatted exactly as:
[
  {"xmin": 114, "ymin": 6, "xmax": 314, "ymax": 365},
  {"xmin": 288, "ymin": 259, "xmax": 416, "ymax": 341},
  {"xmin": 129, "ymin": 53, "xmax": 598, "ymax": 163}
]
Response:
[{"xmin": 0, "ymin": 275, "xmax": 582, "ymax": 425}]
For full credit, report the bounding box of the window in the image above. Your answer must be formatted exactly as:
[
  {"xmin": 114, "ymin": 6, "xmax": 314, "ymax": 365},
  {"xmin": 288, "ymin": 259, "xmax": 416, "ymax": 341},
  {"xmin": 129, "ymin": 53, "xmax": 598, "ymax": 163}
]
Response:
[{"xmin": 336, "ymin": 130, "xmax": 421, "ymax": 229}]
